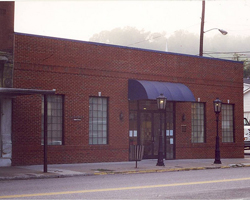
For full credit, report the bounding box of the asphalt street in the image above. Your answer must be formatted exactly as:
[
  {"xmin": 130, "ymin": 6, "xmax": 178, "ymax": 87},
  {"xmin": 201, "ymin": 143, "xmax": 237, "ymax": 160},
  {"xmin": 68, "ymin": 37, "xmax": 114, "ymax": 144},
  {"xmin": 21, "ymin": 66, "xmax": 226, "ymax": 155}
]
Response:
[
  {"xmin": 0, "ymin": 151, "xmax": 250, "ymax": 199},
  {"xmin": 1, "ymin": 167, "xmax": 250, "ymax": 199}
]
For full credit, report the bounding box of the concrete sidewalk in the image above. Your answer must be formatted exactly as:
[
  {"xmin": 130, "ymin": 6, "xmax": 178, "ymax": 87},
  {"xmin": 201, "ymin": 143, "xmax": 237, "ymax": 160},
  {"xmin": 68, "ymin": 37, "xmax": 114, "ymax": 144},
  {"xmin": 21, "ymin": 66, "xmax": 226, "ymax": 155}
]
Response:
[{"xmin": 1, "ymin": 157, "xmax": 250, "ymax": 180}]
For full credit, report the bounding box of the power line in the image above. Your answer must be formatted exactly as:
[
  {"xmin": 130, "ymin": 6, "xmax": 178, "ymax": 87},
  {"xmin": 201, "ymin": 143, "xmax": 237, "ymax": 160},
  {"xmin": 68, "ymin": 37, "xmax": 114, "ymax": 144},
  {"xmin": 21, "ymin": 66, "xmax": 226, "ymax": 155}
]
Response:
[
  {"xmin": 203, "ymin": 54, "xmax": 250, "ymax": 62},
  {"xmin": 204, "ymin": 50, "xmax": 250, "ymax": 54},
  {"xmin": 127, "ymin": 35, "xmax": 163, "ymax": 47}
]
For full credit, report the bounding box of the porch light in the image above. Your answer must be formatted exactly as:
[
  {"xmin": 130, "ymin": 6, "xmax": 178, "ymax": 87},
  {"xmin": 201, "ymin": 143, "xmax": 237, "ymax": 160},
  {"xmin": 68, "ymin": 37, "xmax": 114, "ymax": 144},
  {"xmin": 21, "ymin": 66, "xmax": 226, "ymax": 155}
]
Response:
[{"xmin": 157, "ymin": 93, "xmax": 167, "ymax": 110}]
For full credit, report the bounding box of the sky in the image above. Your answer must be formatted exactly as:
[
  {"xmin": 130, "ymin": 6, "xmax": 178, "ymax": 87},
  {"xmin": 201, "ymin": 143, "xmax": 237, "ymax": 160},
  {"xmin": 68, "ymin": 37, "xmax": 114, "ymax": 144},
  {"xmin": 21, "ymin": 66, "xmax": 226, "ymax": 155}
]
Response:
[{"xmin": 14, "ymin": 0, "xmax": 250, "ymax": 43}]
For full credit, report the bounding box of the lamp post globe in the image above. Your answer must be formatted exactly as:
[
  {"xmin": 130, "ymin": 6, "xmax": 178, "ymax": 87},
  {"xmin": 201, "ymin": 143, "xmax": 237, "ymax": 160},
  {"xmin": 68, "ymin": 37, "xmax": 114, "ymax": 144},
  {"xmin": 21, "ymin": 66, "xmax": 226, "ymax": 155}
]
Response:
[
  {"xmin": 157, "ymin": 93, "xmax": 167, "ymax": 110},
  {"xmin": 214, "ymin": 98, "xmax": 222, "ymax": 114}
]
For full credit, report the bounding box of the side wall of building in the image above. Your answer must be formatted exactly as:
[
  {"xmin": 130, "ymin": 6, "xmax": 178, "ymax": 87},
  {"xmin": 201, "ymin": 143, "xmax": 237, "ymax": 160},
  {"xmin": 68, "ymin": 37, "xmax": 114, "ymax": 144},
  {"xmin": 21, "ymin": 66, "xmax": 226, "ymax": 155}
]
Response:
[
  {"xmin": 0, "ymin": 1, "xmax": 14, "ymax": 87},
  {"xmin": 0, "ymin": 1, "xmax": 14, "ymax": 166},
  {"xmin": 12, "ymin": 33, "xmax": 244, "ymax": 165}
]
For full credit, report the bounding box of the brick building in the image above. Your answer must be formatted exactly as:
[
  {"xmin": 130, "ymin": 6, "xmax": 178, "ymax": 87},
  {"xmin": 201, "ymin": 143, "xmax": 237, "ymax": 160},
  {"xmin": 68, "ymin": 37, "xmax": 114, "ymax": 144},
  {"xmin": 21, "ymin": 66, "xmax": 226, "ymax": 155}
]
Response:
[{"xmin": 0, "ymin": 2, "xmax": 244, "ymax": 166}]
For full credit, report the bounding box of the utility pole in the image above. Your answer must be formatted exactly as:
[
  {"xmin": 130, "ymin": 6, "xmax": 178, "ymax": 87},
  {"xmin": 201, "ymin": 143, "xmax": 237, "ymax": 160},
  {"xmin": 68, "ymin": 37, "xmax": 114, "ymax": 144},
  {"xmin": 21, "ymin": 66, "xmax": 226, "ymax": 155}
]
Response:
[{"xmin": 199, "ymin": 0, "xmax": 205, "ymax": 56}]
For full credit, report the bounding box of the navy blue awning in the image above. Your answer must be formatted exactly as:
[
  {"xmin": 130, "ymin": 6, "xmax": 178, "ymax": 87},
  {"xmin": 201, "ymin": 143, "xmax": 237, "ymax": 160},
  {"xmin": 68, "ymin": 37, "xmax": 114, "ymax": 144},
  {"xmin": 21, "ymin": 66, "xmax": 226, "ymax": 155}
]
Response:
[{"xmin": 128, "ymin": 79, "xmax": 195, "ymax": 102}]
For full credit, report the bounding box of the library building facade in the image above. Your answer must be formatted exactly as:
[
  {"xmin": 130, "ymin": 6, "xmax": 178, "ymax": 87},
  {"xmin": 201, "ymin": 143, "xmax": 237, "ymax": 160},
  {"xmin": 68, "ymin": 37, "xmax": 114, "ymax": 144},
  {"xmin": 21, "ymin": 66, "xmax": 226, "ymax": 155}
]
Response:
[{"xmin": 0, "ymin": 2, "xmax": 244, "ymax": 166}]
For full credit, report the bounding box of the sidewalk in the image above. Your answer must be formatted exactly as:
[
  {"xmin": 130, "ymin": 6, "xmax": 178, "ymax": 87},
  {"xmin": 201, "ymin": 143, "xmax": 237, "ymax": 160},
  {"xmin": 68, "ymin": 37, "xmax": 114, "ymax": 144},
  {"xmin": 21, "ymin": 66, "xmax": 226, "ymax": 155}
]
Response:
[{"xmin": 1, "ymin": 157, "xmax": 250, "ymax": 180}]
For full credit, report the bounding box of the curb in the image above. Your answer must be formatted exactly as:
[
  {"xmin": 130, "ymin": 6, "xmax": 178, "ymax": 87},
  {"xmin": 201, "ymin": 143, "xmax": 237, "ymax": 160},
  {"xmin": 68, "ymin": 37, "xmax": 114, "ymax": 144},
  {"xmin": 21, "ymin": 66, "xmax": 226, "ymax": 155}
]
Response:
[
  {"xmin": 93, "ymin": 165, "xmax": 247, "ymax": 176},
  {"xmin": 1, "ymin": 164, "xmax": 249, "ymax": 181}
]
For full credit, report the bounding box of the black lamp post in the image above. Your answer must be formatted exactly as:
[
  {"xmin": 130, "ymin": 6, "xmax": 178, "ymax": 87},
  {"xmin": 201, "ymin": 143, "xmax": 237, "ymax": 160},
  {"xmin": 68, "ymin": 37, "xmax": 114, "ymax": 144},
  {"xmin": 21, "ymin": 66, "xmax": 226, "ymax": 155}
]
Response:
[
  {"xmin": 156, "ymin": 93, "xmax": 167, "ymax": 166},
  {"xmin": 213, "ymin": 98, "xmax": 222, "ymax": 164}
]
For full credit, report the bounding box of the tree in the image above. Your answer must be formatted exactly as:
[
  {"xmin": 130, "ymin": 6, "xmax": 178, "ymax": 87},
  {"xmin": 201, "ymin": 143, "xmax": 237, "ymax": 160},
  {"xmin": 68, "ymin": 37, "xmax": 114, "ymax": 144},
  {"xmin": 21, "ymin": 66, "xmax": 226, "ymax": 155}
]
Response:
[
  {"xmin": 233, "ymin": 53, "xmax": 250, "ymax": 78},
  {"xmin": 89, "ymin": 26, "xmax": 250, "ymax": 64},
  {"xmin": 89, "ymin": 26, "xmax": 167, "ymax": 51},
  {"xmin": 90, "ymin": 27, "xmax": 200, "ymax": 55},
  {"xmin": 167, "ymin": 30, "xmax": 199, "ymax": 55},
  {"xmin": 244, "ymin": 63, "xmax": 250, "ymax": 78}
]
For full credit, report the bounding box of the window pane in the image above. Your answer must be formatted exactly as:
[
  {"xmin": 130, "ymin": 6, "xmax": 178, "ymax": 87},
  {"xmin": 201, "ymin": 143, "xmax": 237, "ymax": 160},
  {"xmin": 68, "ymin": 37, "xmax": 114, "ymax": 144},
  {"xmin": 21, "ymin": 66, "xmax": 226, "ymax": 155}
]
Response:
[
  {"xmin": 98, "ymin": 138, "xmax": 103, "ymax": 144},
  {"xmin": 93, "ymin": 137, "xmax": 98, "ymax": 144},
  {"xmin": 139, "ymin": 100, "xmax": 158, "ymax": 110},
  {"xmin": 89, "ymin": 97, "xmax": 108, "ymax": 145}
]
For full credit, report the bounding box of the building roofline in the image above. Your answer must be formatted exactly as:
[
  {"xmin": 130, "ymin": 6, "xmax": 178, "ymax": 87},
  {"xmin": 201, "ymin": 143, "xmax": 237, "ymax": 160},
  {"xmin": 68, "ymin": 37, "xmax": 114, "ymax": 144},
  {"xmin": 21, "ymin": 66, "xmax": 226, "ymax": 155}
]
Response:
[{"xmin": 14, "ymin": 32, "xmax": 243, "ymax": 64}]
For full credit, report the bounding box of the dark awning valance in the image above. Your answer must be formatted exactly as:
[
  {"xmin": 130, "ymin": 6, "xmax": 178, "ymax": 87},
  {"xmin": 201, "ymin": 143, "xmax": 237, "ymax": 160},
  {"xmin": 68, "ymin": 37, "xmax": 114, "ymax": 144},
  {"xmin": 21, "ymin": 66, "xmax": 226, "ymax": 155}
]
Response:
[{"xmin": 128, "ymin": 79, "xmax": 195, "ymax": 102}]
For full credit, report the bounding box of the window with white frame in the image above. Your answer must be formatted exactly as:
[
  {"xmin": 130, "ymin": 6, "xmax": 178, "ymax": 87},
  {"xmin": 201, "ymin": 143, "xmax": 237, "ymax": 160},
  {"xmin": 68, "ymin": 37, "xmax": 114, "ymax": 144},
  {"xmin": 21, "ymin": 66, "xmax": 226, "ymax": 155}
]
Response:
[
  {"xmin": 222, "ymin": 104, "xmax": 234, "ymax": 143},
  {"xmin": 42, "ymin": 95, "xmax": 63, "ymax": 145},
  {"xmin": 89, "ymin": 97, "xmax": 108, "ymax": 145},
  {"xmin": 191, "ymin": 103, "xmax": 205, "ymax": 143}
]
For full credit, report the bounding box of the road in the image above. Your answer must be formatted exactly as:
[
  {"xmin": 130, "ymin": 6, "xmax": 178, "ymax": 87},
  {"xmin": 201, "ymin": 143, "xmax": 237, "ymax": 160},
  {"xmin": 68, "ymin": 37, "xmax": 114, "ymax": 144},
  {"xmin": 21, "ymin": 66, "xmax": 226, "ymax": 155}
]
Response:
[{"xmin": 1, "ymin": 167, "xmax": 250, "ymax": 199}]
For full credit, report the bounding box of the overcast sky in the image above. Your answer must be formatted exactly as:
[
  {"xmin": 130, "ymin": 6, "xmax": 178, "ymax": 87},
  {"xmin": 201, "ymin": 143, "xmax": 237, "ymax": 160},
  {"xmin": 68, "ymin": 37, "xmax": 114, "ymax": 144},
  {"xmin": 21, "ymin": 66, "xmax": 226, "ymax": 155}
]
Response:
[{"xmin": 14, "ymin": 0, "xmax": 250, "ymax": 42}]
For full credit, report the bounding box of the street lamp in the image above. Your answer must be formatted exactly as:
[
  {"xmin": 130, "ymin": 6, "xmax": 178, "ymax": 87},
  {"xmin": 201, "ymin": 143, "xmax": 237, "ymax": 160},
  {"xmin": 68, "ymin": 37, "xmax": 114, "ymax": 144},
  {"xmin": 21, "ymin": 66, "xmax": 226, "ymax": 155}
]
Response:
[
  {"xmin": 156, "ymin": 93, "xmax": 167, "ymax": 166},
  {"xmin": 204, "ymin": 28, "xmax": 228, "ymax": 35},
  {"xmin": 199, "ymin": 0, "xmax": 228, "ymax": 56},
  {"xmin": 213, "ymin": 98, "xmax": 222, "ymax": 164}
]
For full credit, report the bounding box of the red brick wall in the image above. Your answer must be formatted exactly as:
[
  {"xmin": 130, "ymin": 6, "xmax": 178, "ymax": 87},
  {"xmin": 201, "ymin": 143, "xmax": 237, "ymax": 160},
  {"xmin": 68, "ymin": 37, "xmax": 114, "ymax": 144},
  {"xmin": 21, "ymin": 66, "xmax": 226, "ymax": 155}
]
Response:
[
  {"xmin": 0, "ymin": 2, "xmax": 14, "ymax": 88},
  {"xmin": 12, "ymin": 33, "xmax": 244, "ymax": 165},
  {"xmin": 0, "ymin": 1, "xmax": 14, "ymax": 53}
]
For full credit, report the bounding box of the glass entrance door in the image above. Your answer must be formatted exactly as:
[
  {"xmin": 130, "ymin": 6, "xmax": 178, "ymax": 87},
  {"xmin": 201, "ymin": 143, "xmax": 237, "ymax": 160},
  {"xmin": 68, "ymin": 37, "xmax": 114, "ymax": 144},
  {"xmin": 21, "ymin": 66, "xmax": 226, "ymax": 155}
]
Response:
[
  {"xmin": 140, "ymin": 113, "xmax": 153, "ymax": 159},
  {"xmin": 129, "ymin": 100, "xmax": 175, "ymax": 160},
  {"xmin": 140, "ymin": 112, "xmax": 162, "ymax": 159}
]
